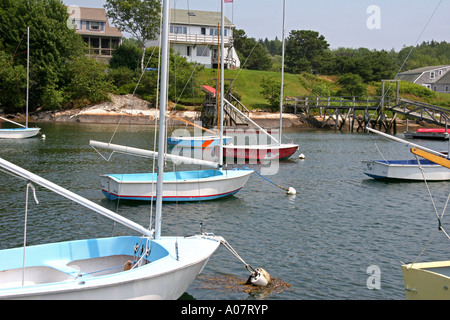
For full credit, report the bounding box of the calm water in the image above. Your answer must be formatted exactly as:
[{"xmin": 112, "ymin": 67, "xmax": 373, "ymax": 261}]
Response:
[{"xmin": 0, "ymin": 122, "xmax": 449, "ymax": 300}]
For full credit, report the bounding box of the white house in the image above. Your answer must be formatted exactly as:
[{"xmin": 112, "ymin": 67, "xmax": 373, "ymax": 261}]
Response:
[{"xmin": 149, "ymin": 9, "xmax": 240, "ymax": 69}]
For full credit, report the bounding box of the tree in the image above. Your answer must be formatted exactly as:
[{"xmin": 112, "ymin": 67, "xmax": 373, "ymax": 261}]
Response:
[
  {"xmin": 64, "ymin": 55, "xmax": 115, "ymax": 108},
  {"xmin": 285, "ymin": 30, "xmax": 329, "ymax": 74},
  {"xmin": 336, "ymin": 73, "xmax": 367, "ymax": 96},
  {"xmin": 260, "ymin": 77, "xmax": 281, "ymax": 110},
  {"xmin": 0, "ymin": 0, "xmax": 85, "ymax": 111},
  {"xmin": 105, "ymin": 0, "xmax": 161, "ymax": 71},
  {"xmin": 233, "ymin": 29, "xmax": 272, "ymax": 71}
]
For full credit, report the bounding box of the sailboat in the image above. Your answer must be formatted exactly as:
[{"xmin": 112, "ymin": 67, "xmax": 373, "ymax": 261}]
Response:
[
  {"xmin": 90, "ymin": 2, "xmax": 252, "ymax": 202},
  {"xmin": 0, "ymin": 0, "xmax": 221, "ymax": 299},
  {"xmin": 401, "ymin": 151, "xmax": 450, "ymax": 299},
  {"xmin": 222, "ymin": 3, "xmax": 298, "ymax": 161},
  {"xmin": 0, "ymin": 27, "xmax": 41, "ymax": 139},
  {"xmin": 362, "ymin": 127, "xmax": 450, "ymax": 181},
  {"xmin": 166, "ymin": 110, "xmax": 231, "ymax": 149}
]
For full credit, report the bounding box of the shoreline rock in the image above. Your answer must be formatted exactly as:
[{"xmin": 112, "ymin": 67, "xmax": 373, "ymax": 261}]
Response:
[{"xmin": 1, "ymin": 93, "xmax": 426, "ymax": 131}]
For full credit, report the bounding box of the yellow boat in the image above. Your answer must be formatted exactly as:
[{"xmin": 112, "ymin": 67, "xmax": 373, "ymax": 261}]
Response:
[{"xmin": 402, "ymin": 261, "xmax": 450, "ymax": 299}]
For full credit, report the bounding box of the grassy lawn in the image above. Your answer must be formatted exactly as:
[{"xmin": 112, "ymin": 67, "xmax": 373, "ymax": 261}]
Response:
[
  {"xmin": 195, "ymin": 68, "xmax": 450, "ymax": 111},
  {"xmin": 197, "ymin": 68, "xmax": 310, "ymax": 109}
]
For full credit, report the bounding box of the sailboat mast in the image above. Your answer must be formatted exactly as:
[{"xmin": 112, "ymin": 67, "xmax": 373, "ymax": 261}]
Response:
[
  {"xmin": 279, "ymin": 0, "xmax": 286, "ymax": 145},
  {"xmin": 155, "ymin": 0, "xmax": 170, "ymax": 240},
  {"xmin": 26, "ymin": 26, "xmax": 29, "ymax": 129},
  {"xmin": 219, "ymin": 0, "xmax": 225, "ymax": 167}
]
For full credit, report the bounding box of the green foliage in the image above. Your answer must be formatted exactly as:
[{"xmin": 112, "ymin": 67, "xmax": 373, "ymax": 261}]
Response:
[
  {"xmin": 285, "ymin": 30, "xmax": 329, "ymax": 74},
  {"xmin": 260, "ymin": 76, "xmax": 281, "ymax": 109},
  {"xmin": 397, "ymin": 41, "xmax": 450, "ymax": 71},
  {"xmin": 335, "ymin": 73, "xmax": 367, "ymax": 96},
  {"xmin": 233, "ymin": 29, "xmax": 272, "ymax": 71},
  {"xmin": 63, "ymin": 56, "xmax": 115, "ymax": 109},
  {"xmin": 0, "ymin": 51, "xmax": 26, "ymax": 112},
  {"xmin": 0, "ymin": 0, "xmax": 85, "ymax": 112},
  {"xmin": 109, "ymin": 39, "xmax": 142, "ymax": 71}
]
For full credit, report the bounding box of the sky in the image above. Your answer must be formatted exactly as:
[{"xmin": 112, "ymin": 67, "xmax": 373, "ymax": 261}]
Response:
[{"xmin": 63, "ymin": 0, "xmax": 450, "ymax": 51}]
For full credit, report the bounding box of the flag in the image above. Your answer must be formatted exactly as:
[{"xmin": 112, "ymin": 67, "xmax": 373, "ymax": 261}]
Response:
[{"xmin": 225, "ymin": 0, "xmax": 233, "ymax": 3}]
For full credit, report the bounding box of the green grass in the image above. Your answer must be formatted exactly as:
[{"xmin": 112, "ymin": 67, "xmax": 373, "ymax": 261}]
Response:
[
  {"xmin": 196, "ymin": 68, "xmax": 450, "ymax": 110},
  {"xmin": 197, "ymin": 68, "xmax": 310, "ymax": 109}
]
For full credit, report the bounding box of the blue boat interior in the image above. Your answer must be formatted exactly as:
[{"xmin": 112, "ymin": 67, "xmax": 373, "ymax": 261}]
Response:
[
  {"xmin": 105, "ymin": 168, "xmax": 249, "ymax": 182},
  {"xmin": 0, "ymin": 236, "xmax": 168, "ymax": 286},
  {"xmin": 375, "ymin": 159, "xmax": 440, "ymax": 165}
]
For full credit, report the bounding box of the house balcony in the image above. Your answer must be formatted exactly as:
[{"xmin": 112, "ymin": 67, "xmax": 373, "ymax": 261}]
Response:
[{"xmin": 169, "ymin": 33, "xmax": 233, "ymax": 46}]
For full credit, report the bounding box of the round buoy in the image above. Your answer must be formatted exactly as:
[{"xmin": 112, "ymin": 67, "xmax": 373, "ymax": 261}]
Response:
[
  {"xmin": 41, "ymin": 134, "xmax": 46, "ymax": 140},
  {"xmin": 286, "ymin": 187, "xmax": 296, "ymax": 195},
  {"xmin": 250, "ymin": 268, "xmax": 271, "ymax": 287},
  {"xmin": 299, "ymin": 153, "xmax": 305, "ymax": 159}
]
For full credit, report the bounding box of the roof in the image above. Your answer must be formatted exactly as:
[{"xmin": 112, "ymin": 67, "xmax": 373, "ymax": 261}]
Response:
[
  {"xmin": 396, "ymin": 65, "xmax": 450, "ymax": 83},
  {"xmin": 170, "ymin": 9, "xmax": 234, "ymax": 28},
  {"xmin": 436, "ymin": 71, "xmax": 450, "ymax": 85}
]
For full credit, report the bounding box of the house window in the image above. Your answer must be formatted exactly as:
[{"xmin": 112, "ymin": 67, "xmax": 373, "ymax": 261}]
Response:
[
  {"xmin": 430, "ymin": 71, "xmax": 435, "ymax": 80},
  {"xmin": 170, "ymin": 26, "xmax": 187, "ymax": 34},
  {"xmin": 446, "ymin": 85, "xmax": 449, "ymax": 92},
  {"xmin": 187, "ymin": 46, "xmax": 191, "ymax": 57},
  {"xmin": 197, "ymin": 46, "xmax": 209, "ymax": 57},
  {"xmin": 209, "ymin": 28, "xmax": 227, "ymax": 36},
  {"xmin": 201, "ymin": 27, "xmax": 206, "ymax": 35},
  {"xmin": 90, "ymin": 21, "xmax": 100, "ymax": 30},
  {"xmin": 439, "ymin": 70, "xmax": 443, "ymax": 76}
]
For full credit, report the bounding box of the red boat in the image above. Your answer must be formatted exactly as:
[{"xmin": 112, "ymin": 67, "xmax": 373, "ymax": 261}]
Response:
[
  {"xmin": 223, "ymin": 143, "xmax": 298, "ymax": 161},
  {"xmin": 404, "ymin": 128, "xmax": 449, "ymax": 140}
]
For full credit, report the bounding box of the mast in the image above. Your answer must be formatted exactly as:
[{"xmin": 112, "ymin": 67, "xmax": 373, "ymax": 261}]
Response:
[
  {"xmin": 219, "ymin": 0, "xmax": 225, "ymax": 168},
  {"xmin": 155, "ymin": 0, "xmax": 170, "ymax": 240},
  {"xmin": 278, "ymin": 0, "xmax": 286, "ymax": 145},
  {"xmin": 26, "ymin": 26, "xmax": 29, "ymax": 129}
]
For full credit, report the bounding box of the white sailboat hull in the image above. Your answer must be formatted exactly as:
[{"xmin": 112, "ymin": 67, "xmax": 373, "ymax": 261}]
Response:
[
  {"xmin": 0, "ymin": 235, "xmax": 221, "ymax": 300},
  {"xmin": 0, "ymin": 127, "xmax": 40, "ymax": 139},
  {"xmin": 402, "ymin": 261, "xmax": 450, "ymax": 300},
  {"xmin": 101, "ymin": 169, "xmax": 253, "ymax": 201},
  {"xmin": 362, "ymin": 159, "xmax": 450, "ymax": 181}
]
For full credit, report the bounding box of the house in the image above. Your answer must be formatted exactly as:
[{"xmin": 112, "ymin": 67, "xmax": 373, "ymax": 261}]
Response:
[
  {"xmin": 67, "ymin": 6, "xmax": 123, "ymax": 59},
  {"xmin": 149, "ymin": 9, "xmax": 240, "ymax": 69},
  {"xmin": 396, "ymin": 65, "xmax": 450, "ymax": 93}
]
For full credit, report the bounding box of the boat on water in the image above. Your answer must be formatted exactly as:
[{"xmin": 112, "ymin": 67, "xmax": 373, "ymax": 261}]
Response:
[
  {"xmin": 363, "ymin": 128, "xmax": 450, "ymax": 181},
  {"xmin": 90, "ymin": 1, "xmax": 253, "ymax": 202},
  {"xmin": 221, "ymin": 10, "xmax": 299, "ymax": 162},
  {"xmin": 402, "ymin": 261, "xmax": 450, "ymax": 300},
  {"xmin": 167, "ymin": 135, "xmax": 231, "ymax": 149},
  {"xmin": 224, "ymin": 143, "xmax": 299, "ymax": 161},
  {"xmin": 100, "ymin": 168, "xmax": 253, "ymax": 201},
  {"xmin": 0, "ymin": 1, "xmax": 222, "ymax": 300},
  {"xmin": 0, "ymin": 27, "xmax": 40, "ymax": 140},
  {"xmin": 362, "ymin": 159, "xmax": 450, "ymax": 181},
  {"xmin": 404, "ymin": 128, "xmax": 450, "ymax": 140}
]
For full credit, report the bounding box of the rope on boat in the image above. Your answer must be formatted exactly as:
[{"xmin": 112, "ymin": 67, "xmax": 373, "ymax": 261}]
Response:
[
  {"xmin": 243, "ymin": 166, "xmax": 296, "ymax": 195},
  {"xmin": 408, "ymin": 156, "xmax": 450, "ymax": 268}
]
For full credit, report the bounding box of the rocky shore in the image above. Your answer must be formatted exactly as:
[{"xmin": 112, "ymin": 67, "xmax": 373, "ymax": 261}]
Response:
[{"xmin": 6, "ymin": 94, "xmax": 418, "ymax": 130}]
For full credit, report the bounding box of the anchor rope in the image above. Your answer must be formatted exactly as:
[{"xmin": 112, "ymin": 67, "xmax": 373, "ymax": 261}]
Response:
[{"xmin": 219, "ymin": 238, "xmax": 257, "ymax": 275}]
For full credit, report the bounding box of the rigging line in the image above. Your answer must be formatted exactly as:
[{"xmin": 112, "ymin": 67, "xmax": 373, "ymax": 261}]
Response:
[
  {"xmin": 366, "ymin": 0, "xmax": 443, "ymax": 124},
  {"xmin": 226, "ymin": 41, "xmax": 259, "ymax": 95},
  {"xmin": 0, "ymin": 29, "xmax": 26, "ymax": 76}
]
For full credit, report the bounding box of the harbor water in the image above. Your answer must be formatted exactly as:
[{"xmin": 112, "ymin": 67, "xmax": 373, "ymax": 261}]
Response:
[{"xmin": 0, "ymin": 122, "xmax": 449, "ymax": 300}]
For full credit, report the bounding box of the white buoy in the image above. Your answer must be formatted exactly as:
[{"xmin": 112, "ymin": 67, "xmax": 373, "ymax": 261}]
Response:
[
  {"xmin": 299, "ymin": 153, "xmax": 305, "ymax": 159},
  {"xmin": 250, "ymin": 268, "xmax": 271, "ymax": 287},
  {"xmin": 286, "ymin": 187, "xmax": 296, "ymax": 195},
  {"xmin": 41, "ymin": 134, "xmax": 46, "ymax": 140}
]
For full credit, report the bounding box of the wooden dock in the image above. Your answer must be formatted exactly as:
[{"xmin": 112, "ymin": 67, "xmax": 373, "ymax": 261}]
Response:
[{"xmin": 284, "ymin": 96, "xmax": 450, "ymax": 133}]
